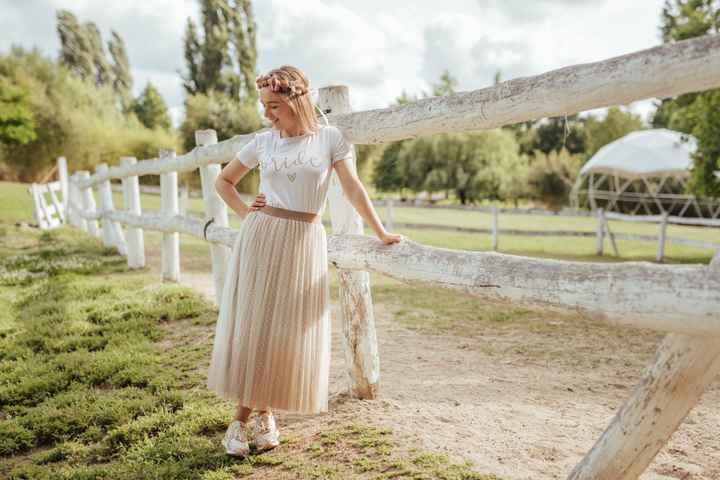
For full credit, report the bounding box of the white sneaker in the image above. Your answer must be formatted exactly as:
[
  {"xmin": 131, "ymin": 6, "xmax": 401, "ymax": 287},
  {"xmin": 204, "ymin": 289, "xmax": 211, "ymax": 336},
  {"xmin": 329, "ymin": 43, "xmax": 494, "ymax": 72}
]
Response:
[
  {"xmin": 222, "ymin": 420, "xmax": 250, "ymax": 456},
  {"xmin": 252, "ymin": 412, "xmax": 280, "ymax": 452}
]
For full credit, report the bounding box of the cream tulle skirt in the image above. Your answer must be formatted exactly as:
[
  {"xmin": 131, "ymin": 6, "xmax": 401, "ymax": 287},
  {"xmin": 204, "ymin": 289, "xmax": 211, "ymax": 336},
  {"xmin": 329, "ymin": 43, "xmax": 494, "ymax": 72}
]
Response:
[{"xmin": 206, "ymin": 209, "xmax": 331, "ymax": 415}]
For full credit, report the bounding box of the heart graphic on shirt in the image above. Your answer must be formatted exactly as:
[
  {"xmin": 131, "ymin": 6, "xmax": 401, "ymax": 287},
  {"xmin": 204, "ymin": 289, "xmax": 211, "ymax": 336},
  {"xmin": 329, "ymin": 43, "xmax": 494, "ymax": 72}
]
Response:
[{"xmin": 287, "ymin": 173, "xmax": 297, "ymax": 182}]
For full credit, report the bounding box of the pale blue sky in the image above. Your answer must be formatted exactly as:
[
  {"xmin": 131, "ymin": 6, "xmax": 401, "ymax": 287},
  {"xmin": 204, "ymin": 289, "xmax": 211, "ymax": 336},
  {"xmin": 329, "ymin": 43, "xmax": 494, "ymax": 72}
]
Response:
[{"xmin": 0, "ymin": 0, "xmax": 666, "ymax": 125}]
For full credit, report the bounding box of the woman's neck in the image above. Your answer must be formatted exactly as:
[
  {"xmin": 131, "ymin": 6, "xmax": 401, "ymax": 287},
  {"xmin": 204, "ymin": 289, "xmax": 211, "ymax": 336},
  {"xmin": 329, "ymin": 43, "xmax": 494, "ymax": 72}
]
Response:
[{"xmin": 280, "ymin": 125, "xmax": 310, "ymax": 138}]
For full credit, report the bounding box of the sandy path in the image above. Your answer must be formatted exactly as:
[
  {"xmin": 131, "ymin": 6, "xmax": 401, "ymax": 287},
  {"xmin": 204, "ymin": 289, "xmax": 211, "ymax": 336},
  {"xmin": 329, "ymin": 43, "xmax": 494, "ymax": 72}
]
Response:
[{"xmin": 180, "ymin": 273, "xmax": 719, "ymax": 480}]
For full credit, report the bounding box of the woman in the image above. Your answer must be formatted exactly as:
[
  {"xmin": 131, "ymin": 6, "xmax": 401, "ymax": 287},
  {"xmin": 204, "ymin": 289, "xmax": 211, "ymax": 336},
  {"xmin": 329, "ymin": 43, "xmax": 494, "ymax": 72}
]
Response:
[{"xmin": 207, "ymin": 65, "xmax": 402, "ymax": 456}]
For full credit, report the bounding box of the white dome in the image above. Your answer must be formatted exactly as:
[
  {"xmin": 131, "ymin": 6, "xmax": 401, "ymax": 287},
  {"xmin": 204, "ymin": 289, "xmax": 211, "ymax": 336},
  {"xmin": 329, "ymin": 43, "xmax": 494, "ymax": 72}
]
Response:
[{"xmin": 579, "ymin": 129, "xmax": 698, "ymax": 179}]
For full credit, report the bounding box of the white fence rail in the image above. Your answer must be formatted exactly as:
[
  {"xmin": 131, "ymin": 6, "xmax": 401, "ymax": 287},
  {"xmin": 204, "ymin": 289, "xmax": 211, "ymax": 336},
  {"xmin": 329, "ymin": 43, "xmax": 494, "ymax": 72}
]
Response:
[{"xmin": 46, "ymin": 33, "xmax": 720, "ymax": 480}]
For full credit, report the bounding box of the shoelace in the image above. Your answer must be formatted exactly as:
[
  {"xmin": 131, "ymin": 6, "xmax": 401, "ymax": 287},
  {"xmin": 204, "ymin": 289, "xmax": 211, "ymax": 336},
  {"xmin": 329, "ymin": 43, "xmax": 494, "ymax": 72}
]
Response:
[{"xmin": 255, "ymin": 415, "xmax": 273, "ymax": 434}]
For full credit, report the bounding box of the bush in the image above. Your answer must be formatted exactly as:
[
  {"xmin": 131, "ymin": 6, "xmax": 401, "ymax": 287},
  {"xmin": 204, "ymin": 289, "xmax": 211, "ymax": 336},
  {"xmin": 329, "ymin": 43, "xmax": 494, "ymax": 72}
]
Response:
[{"xmin": 527, "ymin": 148, "xmax": 581, "ymax": 211}]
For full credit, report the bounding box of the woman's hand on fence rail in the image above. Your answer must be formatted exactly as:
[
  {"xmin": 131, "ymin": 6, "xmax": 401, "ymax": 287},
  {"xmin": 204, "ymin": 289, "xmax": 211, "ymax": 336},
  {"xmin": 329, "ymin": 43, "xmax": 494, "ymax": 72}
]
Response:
[
  {"xmin": 248, "ymin": 193, "xmax": 266, "ymax": 212},
  {"xmin": 378, "ymin": 230, "xmax": 403, "ymax": 245}
]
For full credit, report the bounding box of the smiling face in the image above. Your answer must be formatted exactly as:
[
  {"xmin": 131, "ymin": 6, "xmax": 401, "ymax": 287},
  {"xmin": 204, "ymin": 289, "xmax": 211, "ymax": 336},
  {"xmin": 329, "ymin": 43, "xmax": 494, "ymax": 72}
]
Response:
[{"xmin": 260, "ymin": 87, "xmax": 302, "ymax": 137}]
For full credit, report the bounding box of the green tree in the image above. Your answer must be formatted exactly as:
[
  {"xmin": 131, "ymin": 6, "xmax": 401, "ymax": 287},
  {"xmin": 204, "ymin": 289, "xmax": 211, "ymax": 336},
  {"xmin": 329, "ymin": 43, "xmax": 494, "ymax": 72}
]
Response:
[
  {"xmin": 584, "ymin": 107, "xmax": 643, "ymax": 159},
  {"xmin": 0, "ymin": 47, "xmax": 178, "ymax": 182},
  {"xmin": 182, "ymin": 0, "xmax": 258, "ymax": 104},
  {"xmin": 525, "ymin": 115, "xmax": 586, "ymax": 156},
  {"xmin": 179, "ymin": 89, "xmax": 261, "ymax": 191},
  {"xmin": 527, "ymin": 148, "xmax": 582, "ymax": 211},
  {"xmin": 0, "ymin": 77, "xmax": 36, "ymax": 145},
  {"xmin": 108, "ymin": 31, "xmax": 132, "ymax": 110},
  {"xmin": 56, "ymin": 10, "xmax": 133, "ymax": 111},
  {"xmin": 131, "ymin": 83, "xmax": 172, "ymax": 130},
  {"xmin": 652, "ymin": 0, "xmax": 720, "ymax": 197}
]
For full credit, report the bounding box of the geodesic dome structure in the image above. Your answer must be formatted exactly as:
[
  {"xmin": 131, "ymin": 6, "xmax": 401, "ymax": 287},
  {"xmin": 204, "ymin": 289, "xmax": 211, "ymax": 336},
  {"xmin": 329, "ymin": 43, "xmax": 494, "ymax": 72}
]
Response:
[{"xmin": 570, "ymin": 129, "xmax": 720, "ymax": 218}]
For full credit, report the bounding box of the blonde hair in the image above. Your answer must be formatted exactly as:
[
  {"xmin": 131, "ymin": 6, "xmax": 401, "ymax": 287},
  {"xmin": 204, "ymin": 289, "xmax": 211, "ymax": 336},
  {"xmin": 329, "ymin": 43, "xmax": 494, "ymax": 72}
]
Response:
[{"xmin": 256, "ymin": 65, "xmax": 318, "ymax": 134}]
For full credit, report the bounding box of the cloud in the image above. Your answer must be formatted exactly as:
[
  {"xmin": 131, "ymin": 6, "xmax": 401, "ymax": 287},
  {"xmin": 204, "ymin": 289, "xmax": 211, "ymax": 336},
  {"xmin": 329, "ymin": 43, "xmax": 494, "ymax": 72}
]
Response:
[
  {"xmin": 253, "ymin": 0, "xmax": 429, "ymax": 110},
  {"xmin": 421, "ymin": 14, "xmax": 540, "ymax": 92},
  {"xmin": 476, "ymin": 0, "xmax": 605, "ymax": 22}
]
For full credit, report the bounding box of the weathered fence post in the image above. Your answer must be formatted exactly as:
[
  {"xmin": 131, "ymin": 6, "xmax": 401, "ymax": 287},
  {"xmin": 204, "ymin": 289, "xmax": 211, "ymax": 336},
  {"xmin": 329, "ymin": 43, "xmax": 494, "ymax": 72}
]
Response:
[
  {"xmin": 179, "ymin": 183, "xmax": 189, "ymax": 216},
  {"xmin": 120, "ymin": 156, "xmax": 145, "ymax": 269},
  {"xmin": 96, "ymin": 163, "xmax": 127, "ymax": 255},
  {"xmin": 568, "ymin": 332, "xmax": 720, "ymax": 480},
  {"xmin": 385, "ymin": 198, "xmax": 394, "ymax": 231},
  {"xmin": 318, "ymin": 86, "xmax": 380, "ymax": 399},
  {"xmin": 595, "ymin": 208, "xmax": 605, "ymax": 256},
  {"xmin": 491, "ymin": 205, "xmax": 499, "ymax": 251},
  {"xmin": 30, "ymin": 183, "xmax": 50, "ymax": 229},
  {"xmin": 68, "ymin": 173, "xmax": 87, "ymax": 230},
  {"xmin": 196, "ymin": 129, "xmax": 230, "ymax": 303},
  {"xmin": 160, "ymin": 149, "xmax": 180, "ymax": 282},
  {"xmin": 657, "ymin": 211, "xmax": 669, "ymax": 262},
  {"xmin": 57, "ymin": 156, "xmax": 69, "ymax": 219},
  {"xmin": 603, "ymin": 216, "xmax": 619, "ymax": 257},
  {"xmin": 78, "ymin": 171, "xmax": 100, "ymax": 237}
]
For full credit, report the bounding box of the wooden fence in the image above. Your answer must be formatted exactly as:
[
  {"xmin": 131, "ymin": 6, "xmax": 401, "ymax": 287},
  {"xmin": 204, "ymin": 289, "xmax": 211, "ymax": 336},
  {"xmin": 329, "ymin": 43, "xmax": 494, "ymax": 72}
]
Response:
[{"xmin": 43, "ymin": 33, "xmax": 720, "ymax": 480}]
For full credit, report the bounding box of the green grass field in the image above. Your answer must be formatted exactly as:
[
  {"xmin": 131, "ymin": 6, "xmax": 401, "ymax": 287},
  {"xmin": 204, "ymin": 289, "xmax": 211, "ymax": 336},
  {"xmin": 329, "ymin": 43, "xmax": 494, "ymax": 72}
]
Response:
[
  {"xmin": 1, "ymin": 181, "xmax": 505, "ymax": 479},
  {"xmin": 5, "ymin": 180, "xmax": 715, "ymax": 267},
  {"xmin": 1, "ymin": 179, "xmax": 716, "ymax": 479}
]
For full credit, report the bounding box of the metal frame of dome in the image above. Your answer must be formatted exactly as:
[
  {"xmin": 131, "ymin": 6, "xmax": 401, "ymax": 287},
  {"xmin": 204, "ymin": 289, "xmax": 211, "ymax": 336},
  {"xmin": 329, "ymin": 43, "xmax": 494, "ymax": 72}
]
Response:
[{"xmin": 571, "ymin": 129, "xmax": 720, "ymax": 218}]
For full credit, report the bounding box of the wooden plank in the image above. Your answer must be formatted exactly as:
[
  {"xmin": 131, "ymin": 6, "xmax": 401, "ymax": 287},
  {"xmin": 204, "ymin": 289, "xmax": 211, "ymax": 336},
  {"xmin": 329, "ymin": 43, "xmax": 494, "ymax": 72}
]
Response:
[
  {"xmin": 196, "ymin": 129, "xmax": 230, "ymax": 304},
  {"xmin": 568, "ymin": 333, "xmax": 720, "ymax": 479},
  {"xmin": 319, "ymin": 86, "xmax": 380, "ymax": 400},
  {"xmin": 78, "ymin": 209, "xmax": 720, "ymax": 335},
  {"xmin": 160, "ymin": 149, "xmax": 180, "ymax": 282}
]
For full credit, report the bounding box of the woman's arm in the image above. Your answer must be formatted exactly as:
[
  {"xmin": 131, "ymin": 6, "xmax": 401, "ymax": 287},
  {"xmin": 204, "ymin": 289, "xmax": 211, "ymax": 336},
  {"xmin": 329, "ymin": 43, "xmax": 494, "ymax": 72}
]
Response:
[
  {"xmin": 332, "ymin": 160, "xmax": 402, "ymax": 245},
  {"xmin": 214, "ymin": 161, "xmax": 254, "ymax": 219}
]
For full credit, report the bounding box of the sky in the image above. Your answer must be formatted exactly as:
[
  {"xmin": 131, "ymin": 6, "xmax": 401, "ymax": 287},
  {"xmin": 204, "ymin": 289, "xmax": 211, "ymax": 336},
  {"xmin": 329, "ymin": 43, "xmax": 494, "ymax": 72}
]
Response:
[{"xmin": 0, "ymin": 0, "xmax": 668, "ymax": 127}]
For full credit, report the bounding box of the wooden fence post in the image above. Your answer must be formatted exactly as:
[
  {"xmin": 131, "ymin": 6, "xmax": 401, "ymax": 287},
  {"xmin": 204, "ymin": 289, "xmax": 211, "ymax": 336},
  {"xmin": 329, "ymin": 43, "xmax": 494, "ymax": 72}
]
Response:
[
  {"xmin": 657, "ymin": 211, "xmax": 669, "ymax": 262},
  {"xmin": 121, "ymin": 157, "xmax": 145, "ymax": 269},
  {"xmin": 196, "ymin": 129, "xmax": 230, "ymax": 303},
  {"xmin": 68, "ymin": 173, "xmax": 86, "ymax": 230},
  {"xmin": 492, "ymin": 205, "xmax": 499, "ymax": 251},
  {"xmin": 603, "ymin": 216, "xmax": 619, "ymax": 257},
  {"xmin": 568, "ymin": 333, "xmax": 720, "ymax": 480},
  {"xmin": 160, "ymin": 149, "xmax": 180, "ymax": 282},
  {"xmin": 596, "ymin": 208, "xmax": 605, "ymax": 256},
  {"xmin": 78, "ymin": 171, "xmax": 100, "ymax": 237},
  {"xmin": 318, "ymin": 86, "xmax": 380, "ymax": 399},
  {"xmin": 96, "ymin": 163, "xmax": 127, "ymax": 255},
  {"xmin": 57, "ymin": 156, "xmax": 69, "ymax": 219},
  {"xmin": 30, "ymin": 183, "xmax": 50, "ymax": 229},
  {"xmin": 179, "ymin": 183, "xmax": 189, "ymax": 216}
]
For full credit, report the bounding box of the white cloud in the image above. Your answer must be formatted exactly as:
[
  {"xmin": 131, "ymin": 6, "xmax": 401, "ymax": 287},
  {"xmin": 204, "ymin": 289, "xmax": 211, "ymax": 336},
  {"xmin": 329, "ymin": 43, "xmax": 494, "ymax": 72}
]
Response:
[{"xmin": 0, "ymin": 0, "xmax": 667, "ymax": 120}]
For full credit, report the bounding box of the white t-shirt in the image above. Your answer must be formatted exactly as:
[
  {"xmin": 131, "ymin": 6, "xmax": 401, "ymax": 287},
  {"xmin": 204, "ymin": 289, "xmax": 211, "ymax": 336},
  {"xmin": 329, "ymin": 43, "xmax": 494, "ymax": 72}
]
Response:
[{"xmin": 232, "ymin": 124, "xmax": 353, "ymax": 215}]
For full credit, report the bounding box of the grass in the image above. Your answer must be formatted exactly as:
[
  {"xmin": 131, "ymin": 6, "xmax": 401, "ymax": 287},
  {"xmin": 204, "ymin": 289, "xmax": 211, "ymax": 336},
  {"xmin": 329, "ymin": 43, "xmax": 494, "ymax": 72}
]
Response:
[
  {"xmin": 6, "ymin": 180, "xmax": 714, "ymax": 270},
  {"xmin": 0, "ymin": 220, "xmax": 499, "ymax": 478}
]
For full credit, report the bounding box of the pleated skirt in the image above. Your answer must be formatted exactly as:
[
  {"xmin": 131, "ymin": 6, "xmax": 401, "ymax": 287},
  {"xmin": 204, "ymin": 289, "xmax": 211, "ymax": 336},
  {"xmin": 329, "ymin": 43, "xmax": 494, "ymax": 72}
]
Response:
[{"xmin": 206, "ymin": 209, "xmax": 331, "ymax": 415}]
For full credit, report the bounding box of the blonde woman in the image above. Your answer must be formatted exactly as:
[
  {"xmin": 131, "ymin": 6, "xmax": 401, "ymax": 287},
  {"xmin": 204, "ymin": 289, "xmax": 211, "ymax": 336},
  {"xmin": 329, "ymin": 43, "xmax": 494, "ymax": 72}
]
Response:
[{"xmin": 207, "ymin": 65, "xmax": 403, "ymax": 456}]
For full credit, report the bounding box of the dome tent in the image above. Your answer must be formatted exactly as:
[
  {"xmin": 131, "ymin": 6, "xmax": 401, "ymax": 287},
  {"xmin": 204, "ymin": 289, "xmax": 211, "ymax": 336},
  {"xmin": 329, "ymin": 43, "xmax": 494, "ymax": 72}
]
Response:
[{"xmin": 571, "ymin": 129, "xmax": 720, "ymax": 218}]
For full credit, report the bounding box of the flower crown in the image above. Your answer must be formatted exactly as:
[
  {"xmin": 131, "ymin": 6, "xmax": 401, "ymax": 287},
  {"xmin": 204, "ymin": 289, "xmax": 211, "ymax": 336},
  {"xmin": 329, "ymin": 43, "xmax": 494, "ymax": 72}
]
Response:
[{"xmin": 255, "ymin": 73, "xmax": 309, "ymax": 99}]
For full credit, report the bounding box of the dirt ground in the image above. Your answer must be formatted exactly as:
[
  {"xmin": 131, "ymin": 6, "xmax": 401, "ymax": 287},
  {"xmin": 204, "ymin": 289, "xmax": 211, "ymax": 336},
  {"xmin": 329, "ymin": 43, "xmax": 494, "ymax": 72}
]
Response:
[{"xmin": 179, "ymin": 272, "xmax": 720, "ymax": 480}]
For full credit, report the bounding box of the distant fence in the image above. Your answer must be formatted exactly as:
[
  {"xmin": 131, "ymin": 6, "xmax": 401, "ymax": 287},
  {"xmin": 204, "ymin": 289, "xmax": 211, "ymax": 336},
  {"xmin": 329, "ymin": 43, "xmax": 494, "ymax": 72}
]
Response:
[{"xmin": 29, "ymin": 33, "xmax": 720, "ymax": 480}]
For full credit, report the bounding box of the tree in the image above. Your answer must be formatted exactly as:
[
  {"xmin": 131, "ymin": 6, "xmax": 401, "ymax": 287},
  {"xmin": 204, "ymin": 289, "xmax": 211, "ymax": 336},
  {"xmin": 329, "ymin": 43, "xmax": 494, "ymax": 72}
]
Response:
[
  {"xmin": 527, "ymin": 148, "xmax": 582, "ymax": 211},
  {"xmin": 56, "ymin": 10, "xmax": 133, "ymax": 111},
  {"xmin": 652, "ymin": 0, "xmax": 720, "ymax": 197},
  {"xmin": 584, "ymin": 107, "xmax": 643, "ymax": 159},
  {"xmin": 182, "ymin": 0, "xmax": 258, "ymax": 104},
  {"xmin": 0, "ymin": 47, "xmax": 178, "ymax": 182},
  {"xmin": 108, "ymin": 31, "xmax": 132, "ymax": 111},
  {"xmin": 0, "ymin": 76, "xmax": 36, "ymax": 145},
  {"xmin": 525, "ymin": 115, "xmax": 587, "ymax": 156},
  {"xmin": 131, "ymin": 82, "xmax": 171, "ymax": 130}
]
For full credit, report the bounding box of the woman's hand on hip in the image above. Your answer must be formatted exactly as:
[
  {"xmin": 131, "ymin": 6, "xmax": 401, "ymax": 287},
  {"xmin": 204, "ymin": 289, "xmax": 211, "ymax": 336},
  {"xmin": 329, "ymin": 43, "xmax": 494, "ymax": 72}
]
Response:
[{"xmin": 249, "ymin": 193, "xmax": 266, "ymax": 212}]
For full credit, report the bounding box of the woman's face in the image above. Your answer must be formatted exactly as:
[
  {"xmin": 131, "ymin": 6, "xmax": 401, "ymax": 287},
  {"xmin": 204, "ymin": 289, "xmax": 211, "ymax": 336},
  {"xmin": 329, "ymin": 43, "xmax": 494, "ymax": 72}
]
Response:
[{"xmin": 260, "ymin": 87, "xmax": 300, "ymax": 136}]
